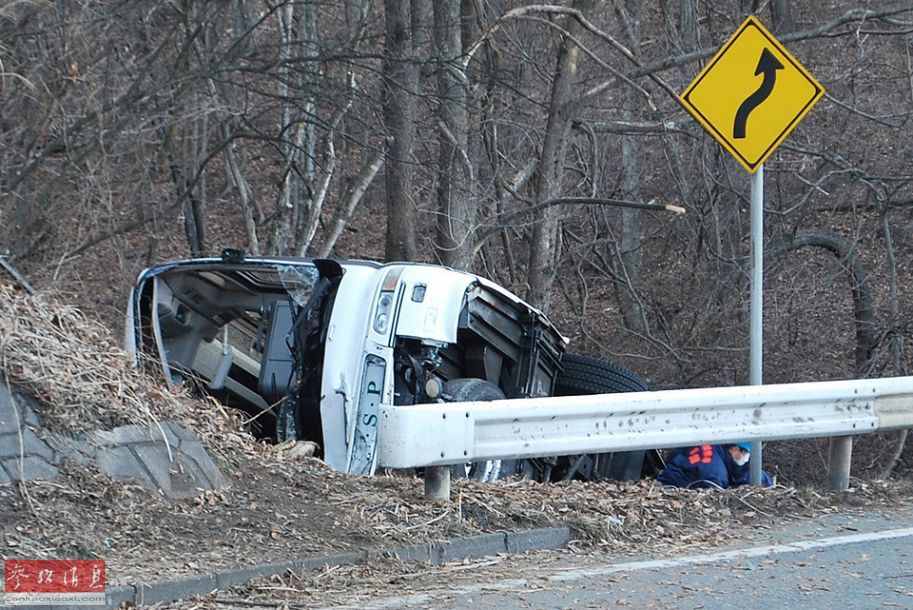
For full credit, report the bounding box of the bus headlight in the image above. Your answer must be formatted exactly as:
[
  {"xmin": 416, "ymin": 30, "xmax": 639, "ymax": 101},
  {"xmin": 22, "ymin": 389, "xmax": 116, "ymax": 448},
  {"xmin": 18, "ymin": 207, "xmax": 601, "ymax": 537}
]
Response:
[{"xmin": 373, "ymin": 291, "xmax": 394, "ymax": 333}]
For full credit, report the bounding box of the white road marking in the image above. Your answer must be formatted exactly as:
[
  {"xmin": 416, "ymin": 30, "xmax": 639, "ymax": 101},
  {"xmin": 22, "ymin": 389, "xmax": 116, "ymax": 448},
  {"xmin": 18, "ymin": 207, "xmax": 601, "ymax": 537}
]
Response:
[
  {"xmin": 548, "ymin": 526, "xmax": 913, "ymax": 581},
  {"xmin": 320, "ymin": 526, "xmax": 913, "ymax": 609}
]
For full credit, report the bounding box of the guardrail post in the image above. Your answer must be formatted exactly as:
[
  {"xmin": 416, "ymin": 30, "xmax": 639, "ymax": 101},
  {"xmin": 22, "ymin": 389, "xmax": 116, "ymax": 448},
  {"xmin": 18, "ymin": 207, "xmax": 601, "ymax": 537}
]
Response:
[
  {"xmin": 827, "ymin": 436, "xmax": 853, "ymax": 491},
  {"xmin": 424, "ymin": 466, "xmax": 450, "ymax": 501}
]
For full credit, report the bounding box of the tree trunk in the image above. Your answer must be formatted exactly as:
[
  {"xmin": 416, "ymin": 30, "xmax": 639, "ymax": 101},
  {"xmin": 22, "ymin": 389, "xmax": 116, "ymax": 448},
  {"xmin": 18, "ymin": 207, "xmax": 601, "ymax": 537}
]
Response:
[
  {"xmin": 221, "ymin": 118, "xmax": 260, "ymax": 256},
  {"xmin": 163, "ymin": 122, "xmax": 206, "ymax": 257},
  {"xmin": 271, "ymin": 2, "xmax": 297, "ymax": 255},
  {"xmin": 879, "ymin": 212, "xmax": 907, "ymax": 479},
  {"xmin": 318, "ymin": 145, "xmax": 387, "ymax": 258},
  {"xmin": 679, "ymin": 0, "xmax": 698, "ymax": 52},
  {"xmin": 434, "ymin": 0, "xmax": 474, "ymax": 270},
  {"xmin": 770, "ymin": 0, "xmax": 796, "ymax": 34},
  {"xmin": 617, "ymin": 105, "xmax": 646, "ymax": 333},
  {"xmin": 293, "ymin": 0, "xmax": 320, "ymax": 255},
  {"xmin": 740, "ymin": 0, "xmax": 760, "ymax": 18},
  {"xmin": 615, "ymin": 0, "xmax": 646, "ymax": 333},
  {"xmin": 526, "ymin": 0, "xmax": 592, "ymax": 307},
  {"xmin": 382, "ymin": 0, "xmax": 421, "ymax": 261}
]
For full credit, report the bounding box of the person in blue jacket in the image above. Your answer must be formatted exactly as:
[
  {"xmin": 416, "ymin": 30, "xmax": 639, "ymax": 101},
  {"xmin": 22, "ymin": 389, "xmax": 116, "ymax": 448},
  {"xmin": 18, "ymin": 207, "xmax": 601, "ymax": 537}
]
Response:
[{"xmin": 656, "ymin": 442, "xmax": 773, "ymax": 489}]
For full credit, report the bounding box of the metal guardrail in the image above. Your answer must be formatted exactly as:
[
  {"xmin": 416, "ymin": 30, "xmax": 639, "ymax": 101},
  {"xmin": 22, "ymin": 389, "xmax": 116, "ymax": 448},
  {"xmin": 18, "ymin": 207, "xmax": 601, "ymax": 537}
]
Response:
[{"xmin": 376, "ymin": 377, "xmax": 913, "ymax": 499}]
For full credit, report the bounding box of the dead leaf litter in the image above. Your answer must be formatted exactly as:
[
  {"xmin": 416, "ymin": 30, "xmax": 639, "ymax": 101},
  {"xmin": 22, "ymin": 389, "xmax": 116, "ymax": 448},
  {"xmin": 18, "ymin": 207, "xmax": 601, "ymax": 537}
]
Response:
[{"xmin": 2, "ymin": 283, "xmax": 913, "ymax": 596}]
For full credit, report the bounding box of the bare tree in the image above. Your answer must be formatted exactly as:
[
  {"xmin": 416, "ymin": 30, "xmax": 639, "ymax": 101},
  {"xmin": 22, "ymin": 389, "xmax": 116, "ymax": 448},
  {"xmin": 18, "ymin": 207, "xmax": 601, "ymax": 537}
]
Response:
[
  {"xmin": 382, "ymin": 0, "xmax": 423, "ymax": 261},
  {"xmin": 433, "ymin": 0, "xmax": 474, "ymax": 270},
  {"xmin": 612, "ymin": 0, "xmax": 648, "ymax": 333},
  {"xmin": 4, "ymin": 2, "xmax": 913, "ymax": 464},
  {"xmin": 770, "ymin": 0, "xmax": 796, "ymax": 33},
  {"xmin": 526, "ymin": 0, "xmax": 594, "ymax": 308}
]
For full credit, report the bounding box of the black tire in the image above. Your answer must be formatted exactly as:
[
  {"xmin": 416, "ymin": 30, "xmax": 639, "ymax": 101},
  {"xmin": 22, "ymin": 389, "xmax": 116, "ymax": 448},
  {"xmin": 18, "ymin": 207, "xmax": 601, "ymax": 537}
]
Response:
[
  {"xmin": 554, "ymin": 353, "xmax": 648, "ymax": 395},
  {"xmin": 443, "ymin": 378, "xmax": 518, "ymax": 482},
  {"xmin": 445, "ymin": 377, "xmax": 508, "ymax": 402},
  {"xmin": 554, "ymin": 353, "xmax": 655, "ymax": 481}
]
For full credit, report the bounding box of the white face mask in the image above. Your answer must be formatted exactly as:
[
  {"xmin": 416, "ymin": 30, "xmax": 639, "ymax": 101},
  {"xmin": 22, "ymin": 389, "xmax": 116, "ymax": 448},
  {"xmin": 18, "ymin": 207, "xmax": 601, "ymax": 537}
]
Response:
[{"xmin": 734, "ymin": 453, "xmax": 750, "ymax": 467}]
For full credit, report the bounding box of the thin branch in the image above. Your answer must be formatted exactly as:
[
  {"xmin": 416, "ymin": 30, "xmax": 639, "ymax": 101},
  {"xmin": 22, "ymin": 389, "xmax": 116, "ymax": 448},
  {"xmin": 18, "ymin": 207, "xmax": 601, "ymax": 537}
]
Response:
[{"xmin": 471, "ymin": 197, "xmax": 684, "ymax": 256}]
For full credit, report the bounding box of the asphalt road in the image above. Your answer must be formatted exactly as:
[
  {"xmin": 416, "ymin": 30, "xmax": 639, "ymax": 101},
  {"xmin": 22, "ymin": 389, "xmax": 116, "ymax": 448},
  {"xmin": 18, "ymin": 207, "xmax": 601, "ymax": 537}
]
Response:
[{"xmin": 312, "ymin": 506, "xmax": 913, "ymax": 610}]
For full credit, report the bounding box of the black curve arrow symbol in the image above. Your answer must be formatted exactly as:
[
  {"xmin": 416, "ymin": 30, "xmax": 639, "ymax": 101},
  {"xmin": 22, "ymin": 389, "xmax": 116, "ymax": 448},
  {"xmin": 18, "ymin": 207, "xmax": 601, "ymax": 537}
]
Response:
[{"xmin": 733, "ymin": 48, "xmax": 784, "ymax": 139}]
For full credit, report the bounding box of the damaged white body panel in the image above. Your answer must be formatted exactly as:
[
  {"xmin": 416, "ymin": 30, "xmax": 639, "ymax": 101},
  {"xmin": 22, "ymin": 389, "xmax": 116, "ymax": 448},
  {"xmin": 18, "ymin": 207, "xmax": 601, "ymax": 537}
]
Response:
[{"xmin": 126, "ymin": 253, "xmax": 568, "ymax": 477}]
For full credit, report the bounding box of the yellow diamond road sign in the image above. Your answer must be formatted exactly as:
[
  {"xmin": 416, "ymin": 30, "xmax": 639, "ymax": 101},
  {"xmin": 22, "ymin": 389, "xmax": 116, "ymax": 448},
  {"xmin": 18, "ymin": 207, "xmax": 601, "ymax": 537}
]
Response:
[{"xmin": 679, "ymin": 16, "xmax": 824, "ymax": 173}]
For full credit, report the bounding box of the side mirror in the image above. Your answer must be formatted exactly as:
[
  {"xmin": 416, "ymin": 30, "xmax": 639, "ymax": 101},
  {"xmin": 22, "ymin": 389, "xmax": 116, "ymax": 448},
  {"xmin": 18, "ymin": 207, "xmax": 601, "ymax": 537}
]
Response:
[{"xmin": 220, "ymin": 248, "xmax": 245, "ymax": 263}]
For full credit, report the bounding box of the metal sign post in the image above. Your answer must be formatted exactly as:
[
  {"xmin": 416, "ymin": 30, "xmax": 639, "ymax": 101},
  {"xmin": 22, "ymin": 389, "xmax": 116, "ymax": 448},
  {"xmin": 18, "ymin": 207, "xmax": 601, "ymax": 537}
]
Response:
[
  {"xmin": 679, "ymin": 16, "xmax": 825, "ymax": 485},
  {"xmin": 749, "ymin": 164, "xmax": 764, "ymax": 485}
]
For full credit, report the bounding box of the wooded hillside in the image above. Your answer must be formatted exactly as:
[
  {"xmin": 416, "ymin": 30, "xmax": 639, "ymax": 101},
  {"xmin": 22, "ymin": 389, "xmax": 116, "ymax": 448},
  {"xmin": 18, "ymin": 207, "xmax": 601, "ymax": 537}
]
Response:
[{"xmin": 1, "ymin": 0, "xmax": 912, "ymax": 398}]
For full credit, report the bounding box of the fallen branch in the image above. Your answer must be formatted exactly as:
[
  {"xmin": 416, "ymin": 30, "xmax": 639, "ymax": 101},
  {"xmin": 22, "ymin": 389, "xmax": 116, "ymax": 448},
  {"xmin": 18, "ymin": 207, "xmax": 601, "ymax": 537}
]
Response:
[{"xmin": 0, "ymin": 257, "xmax": 34, "ymax": 294}]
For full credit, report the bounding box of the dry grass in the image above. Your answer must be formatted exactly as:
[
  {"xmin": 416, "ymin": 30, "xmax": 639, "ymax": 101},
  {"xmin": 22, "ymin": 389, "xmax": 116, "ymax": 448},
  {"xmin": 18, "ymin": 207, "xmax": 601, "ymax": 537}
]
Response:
[
  {"xmin": 0, "ymin": 283, "xmax": 254, "ymax": 462},
  {"xmin": 1, "ymin": 280, "xmax": 912, "ymax": 594}
]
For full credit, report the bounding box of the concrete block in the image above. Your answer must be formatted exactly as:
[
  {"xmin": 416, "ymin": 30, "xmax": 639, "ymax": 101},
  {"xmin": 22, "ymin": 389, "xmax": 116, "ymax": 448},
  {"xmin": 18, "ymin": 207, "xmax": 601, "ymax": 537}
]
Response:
[
  {"xmin": 95, "ymin": 446, "xmax": 150, "ymax": 484},
  {"xmin": 90, "ymin": 423, "xmax": 182, "ymax": 449},
  {"xmin": 214, "ymin": 560, "xmax": 298, "ymax": 590},
  {"xmin": 0, "ymin": 432, "xmax": 18, "ymax": 460},
  {"xmin": 163, "ymin": 421, "xmax": 200, "ymax": 445},
  {"xmin": 134, "ymin": 573, "xmax": 217, "ymax": 606},
  {"xmin": 438, "ymin": 532, "xmax": 507, "ymax": 562},
  {"xmin": 170, "ymin": 452, "xmax": 211, "ymax": 493},
  {"xmin": 506, "ymin": 527, "xmax": 571, "ymax": 553},
  {"xmin": 173, "ymin": 440, "xmax": 228, "ymax": 490},
  {"xmin": 375, "ymin": 542, "xmax": 435, "ymax": 564},
  {"xmin": 25, "ymin": 428, "xmax": 55, "ymax": 461},
  {"xmin": 0, "ymin": 382, "xmax": 20, "ymax": 435},
  {"xmin": 44, "ymin": 434, "xmax": 95, "ymax": 465},
  {"xmin": 95, "ymin": 438, "xmax": 225, "ymax": 499},
  {"xmin": 105, "ymin": 585, "xmax": 136, "ymax": 608},
  {"xmin": 297, "ymin": 551, "xmax": 363, "ymax": 573},
  {"xmin": 129, "ymin": 443, "xmax": 176, "ymax": 488},
  {"xmin": 88, "ymin": 426, "xmax": 154, "ymax": 448},
  {"xmin": 18, "ymin": 401, "xmax": 41, "ymax": 429},
  {"xmin": 0, "ymin": 464, "xmax": 11, "ymax": 485},
  {"xmin": 142, "ymin": 422, "xmax": 182, "ymax": 449},
  {"xmin": 0, "ymin": 427, "xmax": 54, "ymax": 461},
  {"xmin": 2, "ymin": 456, "xmax": 59, "ymax": 482},
  {"xmin": 0, "ymin": 381, "xmax": 18, "ymax": 434},
  {"xmin": 0, "ymin": 382, "xmax": 44, "ymax": 430},
  {"xmin": 132, "ymin": 444, "xmax": 202, "ymax": 498}
]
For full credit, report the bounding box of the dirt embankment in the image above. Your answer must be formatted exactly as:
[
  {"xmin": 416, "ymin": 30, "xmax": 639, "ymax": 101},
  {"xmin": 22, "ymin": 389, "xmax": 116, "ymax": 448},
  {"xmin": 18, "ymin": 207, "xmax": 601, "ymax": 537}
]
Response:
[{"xmin": 2, "ymin": 282, "xmax": 913, "ymax": 589}]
